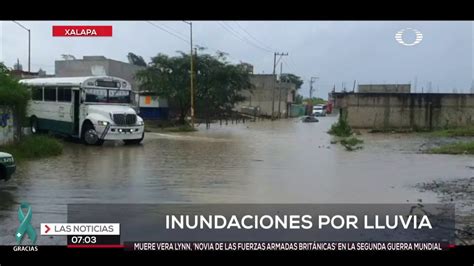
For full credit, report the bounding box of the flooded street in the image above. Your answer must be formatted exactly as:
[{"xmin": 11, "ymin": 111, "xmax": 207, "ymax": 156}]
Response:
[{"xmin": 1, "ymin": 115, "xmax": 473, "ymax": 244}]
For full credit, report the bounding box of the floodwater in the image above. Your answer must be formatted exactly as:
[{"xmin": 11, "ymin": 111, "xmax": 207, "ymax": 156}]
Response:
[{"xmin": 1, "ymin": 115, "xmax": 473, "ymax": 244}]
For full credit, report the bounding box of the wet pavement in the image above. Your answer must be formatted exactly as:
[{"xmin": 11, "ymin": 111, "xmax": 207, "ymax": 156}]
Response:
[{"xmin": 1, "ymin": 115, "xmax": 473, "ymax": 244}]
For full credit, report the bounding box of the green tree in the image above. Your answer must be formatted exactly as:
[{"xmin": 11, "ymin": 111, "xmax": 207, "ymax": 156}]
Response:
[
  {"xmin": 0, "ymin": 62, "xmax": 30, "ymax": 141},
  {"xmin": 136, "ymin": 51, "xmax": 252, "ymax": 123},
  {"xmin": 280, "ymin": 73, "xmax": 303, "ymax": 89},
  {"xmin": 294, "ymin": 94, "xmax": 304, "ymax": 104},
  {"xmin": 127, "ymin": 52, "xmax": 147, "ymax": 67},
  {"xmin": 305, "ymin": 97, "xmax": 327, "ymax": 105}
]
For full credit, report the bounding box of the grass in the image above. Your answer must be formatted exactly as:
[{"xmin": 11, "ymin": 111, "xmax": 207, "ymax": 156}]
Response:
[
  {"xmin": 340, "ymin": 137, "xmax": 364, "ymax": 151},
  {"xmin": 428, "ymin": 141, "xmax": 474, "ymax": 154},
  {"xmin": 0, "ymin": 135, "xmax": 63, "ymax": 162},
  {"xmin": 428, "ymin": 127, "xmax": 474, "ymax": 137}
]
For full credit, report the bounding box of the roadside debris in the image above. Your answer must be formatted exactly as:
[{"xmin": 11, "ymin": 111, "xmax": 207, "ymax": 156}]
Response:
[{"xmin": 414, "ymin": 177, "xmax": 474, "ymax": 245}]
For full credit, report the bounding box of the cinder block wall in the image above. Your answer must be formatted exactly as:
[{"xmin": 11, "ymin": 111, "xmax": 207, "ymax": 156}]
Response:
[
  {"xmin": 239, "ymin": 75, "xmax": 291, "ymax": 117},
  {"xmin": 334, "ymin": 93, "xmax": 474, "ymax": 129}
]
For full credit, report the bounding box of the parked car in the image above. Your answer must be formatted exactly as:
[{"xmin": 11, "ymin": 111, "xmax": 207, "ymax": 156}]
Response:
[
  {"xmin": 0, "ymin": 152, "xmax": 16, "ymax": 181},
  {"xmin": 312, "ymin": 105, "xmax": 327, "ymax": 116}
]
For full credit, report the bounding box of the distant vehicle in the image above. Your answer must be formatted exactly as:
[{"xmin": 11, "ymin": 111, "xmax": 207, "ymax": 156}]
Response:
[
  {"xmin": 326, "ymin": 101, "xmax": 333, "ymax": 114},
  {"xmin": 301, "ymin": 115, "xmax": 319, "ymax": 123},
  {"xmin": 20, "ymin": 76, "xmax": 145, "ymax": 146},
  {"xmin": 0, "ymin": 152, "xmax": 15, "ymax": 181},
  {"xmin": 312, "ymin": 105, "xmax": 327, "ymax": 116}
]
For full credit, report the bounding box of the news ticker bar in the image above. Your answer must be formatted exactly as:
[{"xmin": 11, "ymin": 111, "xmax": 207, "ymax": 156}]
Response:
[
  {"xmin": 119, "ymin": 242, "xmax": 454, "ymax": 251},
  {"xmin": 40, "ymin": 223, "xmax": 120, "ymax": 235},
  {"xmin": 61, "ymin": 241, "xmax": 455, "ymax": 251}
]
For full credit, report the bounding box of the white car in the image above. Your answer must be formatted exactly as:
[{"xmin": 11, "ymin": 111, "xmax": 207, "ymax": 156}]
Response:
[{"xmin": 312, "ymin": 105, "xmax": 327, "ymax": 116}]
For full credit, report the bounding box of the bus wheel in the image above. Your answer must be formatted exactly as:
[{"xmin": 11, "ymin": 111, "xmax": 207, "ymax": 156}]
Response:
[
  {"xmin": 30, "ymin": 117, "xmax": 40, "ymax": 134},
  {"xmin": 82, "ymin": 123, "xmax": 103, "ymax": 146}
]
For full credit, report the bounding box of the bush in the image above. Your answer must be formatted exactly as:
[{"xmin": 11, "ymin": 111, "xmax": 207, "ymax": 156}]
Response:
[
  {"xmin": 340, "ymin": 137, "xmax": 364, "ymax": 146},
  {"xmin": 328, "ymin": 116, "xmax": 352, "ymax": 137},
  {"xmin": 0, "ymin": 135, "xmax": 63, "ymax": 161},
  {"xmin": 340, "ymin": 137, "xmax": 364, "ymax": 151}
]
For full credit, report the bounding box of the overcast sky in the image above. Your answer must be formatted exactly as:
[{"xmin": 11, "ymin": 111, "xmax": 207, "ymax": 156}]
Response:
[{"xmin": 1, "ymin": 21, "xmax": 473, "ymax": 98}]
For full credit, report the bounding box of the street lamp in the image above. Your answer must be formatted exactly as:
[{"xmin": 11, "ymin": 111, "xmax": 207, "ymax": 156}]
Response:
[
  {"xmin": 183, "ymin": 21, "xmax": 195, "ymax": 128},
  {"xmin": 12, "ymin": 21, "xmax": 31, "ymax": 72}
]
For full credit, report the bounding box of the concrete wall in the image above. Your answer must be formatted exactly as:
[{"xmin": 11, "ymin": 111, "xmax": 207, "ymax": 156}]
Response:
[
  {"xmin": 333, "ymin": 92, "xmax": 474, "ymax": 129},
  {"xmin": 0, "ymin": 107, "xmax": 14, "ymax": 145},
  {"xmin": 55, "ymin": 57, "xmax": 144, "ymax": 91},
  {"xmin": 238, "ymin": 74, "xmax": 296, "ymax": 117},
  {"xmin": 358, "ymin": 84, "xmax": 411, "ymax": 93}
]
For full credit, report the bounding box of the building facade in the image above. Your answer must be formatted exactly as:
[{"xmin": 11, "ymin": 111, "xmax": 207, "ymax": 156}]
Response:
[
  {"xmin": 55, "ymin": 56, "xmax": 168, "ymax": 120},
  {"xmin": 238, "ymin": 74, "xmax": 296, "ymax": 118},
  {"xmin": 55, "ymin": 56, "xmax": 144, "ymax": 90}
]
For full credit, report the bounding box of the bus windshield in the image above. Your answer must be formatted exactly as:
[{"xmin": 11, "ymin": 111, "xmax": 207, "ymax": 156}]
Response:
[{"xmin": 84, "ymin": 88, "xmax": 131, "ymax": 104}]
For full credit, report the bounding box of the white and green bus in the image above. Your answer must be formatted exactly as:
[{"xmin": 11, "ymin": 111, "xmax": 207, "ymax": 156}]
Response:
[{"xmin": 20, "ymin": 76, "xmax": 145, "ymax": 145}]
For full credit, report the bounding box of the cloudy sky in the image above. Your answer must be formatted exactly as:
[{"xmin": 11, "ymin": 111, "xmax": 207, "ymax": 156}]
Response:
[{"xmin": 1, "ymin": 21, "xmax": 473, "ymax": 98}]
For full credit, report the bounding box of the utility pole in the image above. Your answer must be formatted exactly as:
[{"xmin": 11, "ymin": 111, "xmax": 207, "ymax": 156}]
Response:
[
  {"xmin": 13, "ymin": 21, "xmax": 31, "ymax": 72},
  {"xmin": 278, "ymin": 62, "xmax": 283, "ymax": 118},
  {"xmin": 272, "ymin": 52, "xmax": 288, "ymax": 120},
  {"xmin": 414, "ymin": 76, "xmax": 418, "ymax": 93},
  {"xmin": 309, "ymin": 76, "xmax": 318, "ymax": 100},
  {"xmin": 184, "ymin": 21, "xmax": 194, "ymax": 127}
]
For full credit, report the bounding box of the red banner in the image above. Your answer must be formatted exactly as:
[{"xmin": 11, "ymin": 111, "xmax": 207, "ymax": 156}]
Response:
[{"xmin": 52, "ymin": 26, "xmax": 113, "ymax": 37}]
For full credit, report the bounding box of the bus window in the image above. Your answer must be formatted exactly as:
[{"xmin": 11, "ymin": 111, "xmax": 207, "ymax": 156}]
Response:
[
  {"xmin": 85, "ymin": 88, "xmax": 108, "ymax": 103},
  {"xmin": 44, "ymin": 87, "xmax": 57, "ymax": 102},
  {"xmin": 108, "ymin": 90, "xmax": 131, "ymax": 104},
  {"xmin": 57, "ymin": 87, "xmax": 72, "ymax": 102},
  {"xmin": 31, "ymin": 87, "xmax": 43, "ymax": 101}
]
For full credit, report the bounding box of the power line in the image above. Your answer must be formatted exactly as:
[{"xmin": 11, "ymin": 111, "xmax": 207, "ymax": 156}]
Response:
[
  {"xmin": 146, "ymin": 21, "xmax": 239, "ymax": 63},
  {"xmin": 218, "ymin": 22, "xmax": 272, "ymax": 53},
  {"xmin": 232, "ymin": 21, "xmax": 274, "ymax": 52},
  {"xmin": 288, "ymin": 57, "xmax": 298, "ymax": 71},
  {"xmin": 146, "ymin": 21, "xmax": 190, "ymax": 44},
  {"xmin": 217, "ymin": 22, "xmax": 251, "ymax": 47},
  {"xmin": 225, "ymin": 22, "xmax": 273, "ymax": 53},
  {"xmin": 282, "ymin": 60, "xmax": 295, "ymax": 74},
  {"xmin": 158, "ymin": 22, "xmax": 188, "ymax": 40}
]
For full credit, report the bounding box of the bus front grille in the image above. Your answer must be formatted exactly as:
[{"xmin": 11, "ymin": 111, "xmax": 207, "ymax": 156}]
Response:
[{"xmin": 113, "ymin": 114, "xmax": 137, "ymax": 125}]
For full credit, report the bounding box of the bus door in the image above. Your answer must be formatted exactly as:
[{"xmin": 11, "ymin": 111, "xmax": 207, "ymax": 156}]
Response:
[{"xmin": 73, "ymin": 89, "xmax": 80, "ymax": 136}]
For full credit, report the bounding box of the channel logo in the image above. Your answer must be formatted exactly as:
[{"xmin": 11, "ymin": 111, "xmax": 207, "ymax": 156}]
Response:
[{"xmin": 395, "ymin": 28, "xmax": 423, "ymax": 46}]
